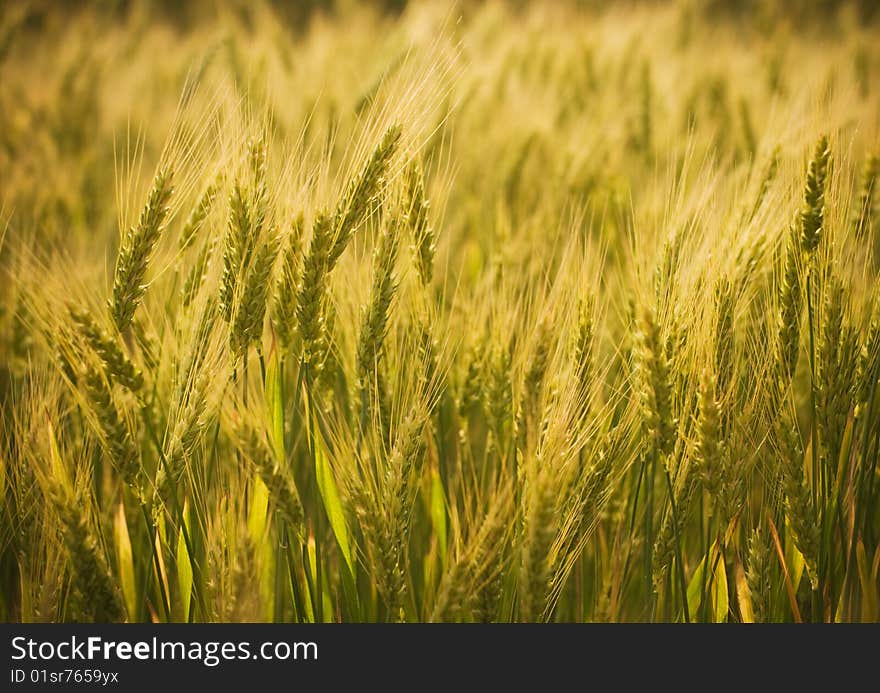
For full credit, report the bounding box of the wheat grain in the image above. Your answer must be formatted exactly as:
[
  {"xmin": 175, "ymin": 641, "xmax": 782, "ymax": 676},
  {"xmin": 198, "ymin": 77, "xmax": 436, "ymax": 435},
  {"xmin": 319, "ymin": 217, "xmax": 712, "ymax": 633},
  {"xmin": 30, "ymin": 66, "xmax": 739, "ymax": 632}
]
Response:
[
  {"xmin": 110, "ymin": 167, "xmax": 173, "ymax": 331},
  {"xmin": 799, "ymin": 136, "xmax": 830, "ymax": 254},
  {"xmin": 405, "ymin": 161, "xmax": 435, "ymax": 287},
  {"xmin": 329, "ymin": 124, "xmax": 402, "ymax": 270},
  {"xmin": 69, "ymin": 306, "xmax": 143, "ymax": 392},
  {"xmin": 271, "ymin": 214, "xmax": 304, "ymax": 349}
]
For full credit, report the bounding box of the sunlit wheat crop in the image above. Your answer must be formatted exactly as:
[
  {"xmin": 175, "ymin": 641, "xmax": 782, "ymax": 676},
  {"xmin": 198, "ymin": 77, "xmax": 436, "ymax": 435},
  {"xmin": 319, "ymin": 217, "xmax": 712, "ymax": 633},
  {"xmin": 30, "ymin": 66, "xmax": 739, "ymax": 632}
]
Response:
[{"xmin": 1, "ymin": 0, "xmax": 879, "ymax": 623}]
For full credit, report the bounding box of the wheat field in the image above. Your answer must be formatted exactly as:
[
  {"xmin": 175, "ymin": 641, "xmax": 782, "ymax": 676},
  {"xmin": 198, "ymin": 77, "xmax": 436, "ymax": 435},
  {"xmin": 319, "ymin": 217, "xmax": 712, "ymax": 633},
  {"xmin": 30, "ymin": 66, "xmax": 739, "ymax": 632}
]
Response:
[{"xmin": 1, "ymin": 0, "xmax": 879, "ymax": 623}]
